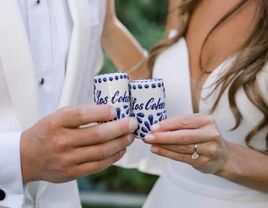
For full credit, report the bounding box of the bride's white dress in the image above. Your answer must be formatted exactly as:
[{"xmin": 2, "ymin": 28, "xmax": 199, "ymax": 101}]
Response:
[{"xmin": 117, "ymin": 38, "xmax": 268, "ymax": 207}]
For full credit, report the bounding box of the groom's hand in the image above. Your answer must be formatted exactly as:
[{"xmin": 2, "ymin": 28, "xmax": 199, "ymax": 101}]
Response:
[{"xmin": 20, "ymin": 105, "xmax": 137, "ymax": 183}]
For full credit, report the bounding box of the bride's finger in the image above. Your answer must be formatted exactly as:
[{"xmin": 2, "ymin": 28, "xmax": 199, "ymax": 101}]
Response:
[
  {"xmin": 150, "ymin": 113, "xmax": 213, "ymax": 132},
  {"xmin": 157, "ymin": 143, "xmax": 206, "ymax": 155},
  {"xmin": 144, "ymin": 128, "xmax": 213, "ymax": 145},
  {"xmin": 150, "ymin": 145, "xmax": 207, "ymax": 166},
  {"xmin": 157, "ymin": 142, "xmax": 220, "ymax": 157},
  {"xmin": 151, "ymin": 145, "xmax": 220, "ymax": 173}
]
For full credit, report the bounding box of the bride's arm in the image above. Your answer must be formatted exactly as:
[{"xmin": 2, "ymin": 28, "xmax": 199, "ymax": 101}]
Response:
[
  {"xmin": 101, "ymin": 0, "xmax": 150, "ymax": 80},
  {"xmin": 216, "ymin": 142, "xmax": 268, "ymax": 193},
  {"xmin": 144, "ymin": 114, "xmax": 268, "ymax": 193},
  {"xmin": 165, "ymin": 0, "xmax": 182, "ymax": 38}
]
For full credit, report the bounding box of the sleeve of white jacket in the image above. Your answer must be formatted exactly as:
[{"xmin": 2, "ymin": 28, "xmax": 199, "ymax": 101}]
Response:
[
  {"xmin": 115, "ymin": 138, "xmax": 167, "ymax": 176},
  {"xmin": 0, "ymin": 131, "xmax": 24, "ymax": 207}
]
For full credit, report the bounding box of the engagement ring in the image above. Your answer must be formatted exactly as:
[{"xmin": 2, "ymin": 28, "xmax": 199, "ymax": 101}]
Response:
[{"xmin": 191, "ymin": 144, "xmax": 200, "ymax": 160}]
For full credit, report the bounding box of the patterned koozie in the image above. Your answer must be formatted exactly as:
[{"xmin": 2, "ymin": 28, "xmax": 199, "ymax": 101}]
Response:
[
  {"xmin": 94, "ymin": 72, "xmax": 130, "ymax": 120},
  {"xmin": 130, "ymin": 78, "xmax": 167, "ymax": 138}
]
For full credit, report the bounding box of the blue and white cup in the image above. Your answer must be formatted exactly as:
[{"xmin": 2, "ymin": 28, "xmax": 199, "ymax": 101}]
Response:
[
  {"xmin": 94, "ymin": 72, "xmax": 130, "ymax": 120},
  {"xmin": 130, "ymin": 78, "xmax": 167, "ymax": 138}
]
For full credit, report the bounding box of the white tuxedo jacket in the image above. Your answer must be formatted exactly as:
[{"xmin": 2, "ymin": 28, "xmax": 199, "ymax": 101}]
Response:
[{"xmin": 0, "ymin": 0, "xmax": 106, "ymax": 207}]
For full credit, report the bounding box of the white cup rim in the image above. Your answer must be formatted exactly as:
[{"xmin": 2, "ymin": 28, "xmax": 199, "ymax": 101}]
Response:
[{"xmin": 94, "ymin": 72, "xmax": 129, "ymax": 84}]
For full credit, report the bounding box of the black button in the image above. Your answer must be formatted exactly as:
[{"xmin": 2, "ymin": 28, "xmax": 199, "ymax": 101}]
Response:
[
  {"xmin": 0, "ymin": 189, "xmax": 6, "ymax": 200},
  {"xmin": 39, "ymin": 78, "xmax": 45, "ymax": 85},
  {"xmin": 36, "ymin": 0, "xmax": 40, "ymax": 4}
]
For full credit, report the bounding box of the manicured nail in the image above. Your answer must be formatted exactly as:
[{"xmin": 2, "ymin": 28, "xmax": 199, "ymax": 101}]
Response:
[
  {"xmin": 144, "ymin": 134, "xmax": 156, "ymax": 141},
  {"xmin": 151, "ymin": 123, "xmax": 160, "ymax": 131},
  {"xmin": 129, "ymin": 118, "xmax": 138, "ymax": 132},
  {"xmin": 150, "ymin": 146, "xmax": 158, "ymax": 153}
]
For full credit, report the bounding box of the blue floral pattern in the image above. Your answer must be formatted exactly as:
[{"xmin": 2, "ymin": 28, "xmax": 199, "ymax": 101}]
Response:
[
  {"xmin": 157, "ymin": 110, "xmax": 167, "ymax": 121},
  {"xmin": 94, "ymin": 74, "xmax": 167, "ymax": 136},
  {"xmin": 134, "ymin": 112, "xmax": 168, "ymax": 138},
  {"xmin": 129, "ymin": 78, "xmax": 167, "ymax": 138},
  {"xmin": 94, "ymin": 72, "xmax": 130, "ymax": 121},
  {"xmin": 114, "ymin": 105, "xmax": 130, "ymax": 120}
]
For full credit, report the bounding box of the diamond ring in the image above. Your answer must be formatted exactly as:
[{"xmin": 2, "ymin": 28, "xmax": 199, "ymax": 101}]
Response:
[{"xmin": 191, "ymin": 144, "xmax": 200, "ymax": 160}]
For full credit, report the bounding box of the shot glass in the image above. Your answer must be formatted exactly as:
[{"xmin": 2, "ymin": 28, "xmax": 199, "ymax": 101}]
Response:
[
  {"xmin": 94, "ymin": 72, "xmax": 130, "ymax": 120},
  {"xmin": 129, "ymin": 78, "xmax": 167, "ymax": 138}
]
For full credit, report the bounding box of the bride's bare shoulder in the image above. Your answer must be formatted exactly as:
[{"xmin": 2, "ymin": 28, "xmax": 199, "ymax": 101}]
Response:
[{"xmin": 186, "ymin": 0, "xmax": 258, "ymax": 76}]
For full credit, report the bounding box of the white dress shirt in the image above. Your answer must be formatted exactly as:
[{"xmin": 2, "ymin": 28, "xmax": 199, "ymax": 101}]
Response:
[
  {"xmin": 0, "ymin": 0, "xmax": 106, "ymax": 206},
  {"xmin": 17, "ymin": 0, "xmax": 71, "ymax": 116}
]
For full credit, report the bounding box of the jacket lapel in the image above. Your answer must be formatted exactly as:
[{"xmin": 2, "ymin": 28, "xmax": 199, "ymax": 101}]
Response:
[
  {"xmin": 59, "ymin": 0, "xmax": 92, "ymax": 107},
  {"xmin": 0, "ymin": 0, "xmax": 40, "ymax": 129},
  {"xmin": 35, "ymin": 0, "xmax": 94, "ymax": 199}
]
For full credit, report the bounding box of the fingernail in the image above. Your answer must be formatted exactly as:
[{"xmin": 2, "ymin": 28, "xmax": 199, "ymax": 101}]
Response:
[
  {"xmin": 144, "ymin": 134, "xmax": 155, "ymax": 141},
  {"xmin": 129, "ymin": 118, "xmax": 138, "ymax": 132},
  {"xmin": 150, "ymin": 146, "xmax": 158, "ymax": 153},
  {"xmin": 151, "ymin": 123, "xmax": 160, "ymax": 131}
]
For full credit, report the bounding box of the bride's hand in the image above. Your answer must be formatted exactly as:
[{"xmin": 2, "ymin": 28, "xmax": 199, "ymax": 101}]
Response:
[{"xmin": 144, "ymin": 113, "xmax": 230, "ymax": 174}]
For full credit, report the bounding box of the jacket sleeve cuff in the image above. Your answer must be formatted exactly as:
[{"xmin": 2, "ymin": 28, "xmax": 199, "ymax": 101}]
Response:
[{"xmin": 0, "ymin": 131, "xmax": 24, "ymax": 207}]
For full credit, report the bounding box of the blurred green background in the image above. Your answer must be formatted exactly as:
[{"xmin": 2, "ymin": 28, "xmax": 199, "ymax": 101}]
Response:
[
  {"xmin": 101, "ymin": 0, "xmax": 168, "ymax": 74},
  {"xmin": 79, "ymin": 0, "xmax": 168, "ymax": 207}
]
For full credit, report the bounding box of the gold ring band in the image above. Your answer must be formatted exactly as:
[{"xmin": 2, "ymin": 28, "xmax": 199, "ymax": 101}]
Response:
[{"xmin": 191, "ymin": 144, "xmax": 200, "ymax": 160}]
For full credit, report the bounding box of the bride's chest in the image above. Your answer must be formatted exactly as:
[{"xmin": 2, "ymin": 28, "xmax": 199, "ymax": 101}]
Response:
[
  {"xmin": 153, "ymin": 39, "xmax": 267, "ymax": 150},
  {"xmin": 186, "ymin": 0, "xmax": 257, "ymax": 81}
]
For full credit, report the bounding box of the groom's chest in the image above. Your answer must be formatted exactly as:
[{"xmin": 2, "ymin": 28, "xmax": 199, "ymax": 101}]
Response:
[
  {"xmin": 0, "ymin": 0, "xmax": 107, "ymax": 128},
  {"xmin": 17, "ymin": 0, "xmax": 106, "ymax": 43}
]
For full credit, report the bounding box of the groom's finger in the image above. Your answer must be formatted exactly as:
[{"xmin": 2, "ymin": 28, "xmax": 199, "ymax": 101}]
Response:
[{"xmin": 55, "ymin": 105, "xmax": 116, "ymax": 128}]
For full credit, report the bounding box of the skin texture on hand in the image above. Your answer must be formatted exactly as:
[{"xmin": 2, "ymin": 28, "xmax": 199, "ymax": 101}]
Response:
[
  {"xmin": 20, "ymin": 105, "xmax": 138, "ymax": 184},
  {"xmin": 144, "ymin": 113, "xmax": 268, "ymax": 193},
  {"xmin": 144, "ymin": 113, "xmax": 228, "ymax": 174}
]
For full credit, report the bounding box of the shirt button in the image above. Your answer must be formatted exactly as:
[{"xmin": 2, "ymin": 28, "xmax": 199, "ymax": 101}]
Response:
[
  {"xmin": 39, "ymin": 78, "xmax": 45, "ymax": 85},
  {"xmin": 36, "ymin": 0, "xmax": 40, "ymax": 4},
  {"xmin": 0, "ymin": 189, "xmax": 6, "ymax": 200}
]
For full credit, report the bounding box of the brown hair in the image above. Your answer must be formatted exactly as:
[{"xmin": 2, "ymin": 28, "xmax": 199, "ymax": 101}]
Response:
[{"xmin": 148, "ymin": 0, "xmax": 268, "ymax": 152}]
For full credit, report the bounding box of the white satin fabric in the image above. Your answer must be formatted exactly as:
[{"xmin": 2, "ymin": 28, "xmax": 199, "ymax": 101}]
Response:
[{"xmin": 117, "ymin": 38, "xmax": 268, "ymax": 207}]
